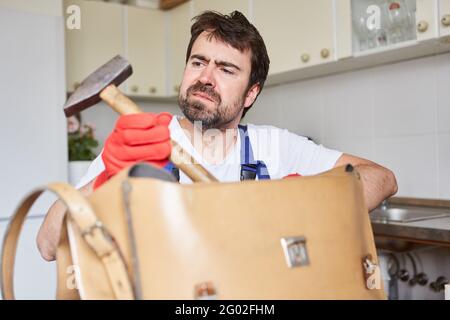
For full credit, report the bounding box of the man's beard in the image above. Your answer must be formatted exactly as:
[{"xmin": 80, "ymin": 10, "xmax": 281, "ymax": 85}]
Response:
[{"xmin": 179, "ymin": 81, "xmax": 244, "ymax": 130}]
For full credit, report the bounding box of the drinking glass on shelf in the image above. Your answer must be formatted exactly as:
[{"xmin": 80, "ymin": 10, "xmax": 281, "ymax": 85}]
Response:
[
  {"xmin": 385, "ymin": 0, "xmax": 410, "ymax": 44},
  {"xmin": 404, "ymin": 0, "xmax": 417, "ymax": 40},
  {"xmin": 353, "ymin": 13, "xmax": 370, "ymax": 51}
]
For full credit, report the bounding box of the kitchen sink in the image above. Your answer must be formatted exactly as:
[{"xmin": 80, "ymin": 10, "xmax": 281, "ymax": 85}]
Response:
[
  {"xmin": 370, "ymin": 198, "xmax": 450, "ymax": 252},
  {"xmin": 370, "ymin": 206, "xmax": 450, "ymax": 223}
]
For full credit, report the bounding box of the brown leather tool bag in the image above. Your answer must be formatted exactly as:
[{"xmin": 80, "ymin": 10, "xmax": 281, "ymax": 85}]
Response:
[{"xmin": 1, "ymin": 163, "xmax": 385, "ymax": 299}]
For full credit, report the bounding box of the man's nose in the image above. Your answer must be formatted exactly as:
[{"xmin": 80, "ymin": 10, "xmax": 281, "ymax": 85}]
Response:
[{"xmin": 198, "ymin": 65, "xmax": 216, "ymax": 87}]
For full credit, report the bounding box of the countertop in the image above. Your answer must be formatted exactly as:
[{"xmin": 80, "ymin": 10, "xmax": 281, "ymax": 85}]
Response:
[{"xmin": 371, "ymin": 216, "xmax": 450, "ymax": 246}]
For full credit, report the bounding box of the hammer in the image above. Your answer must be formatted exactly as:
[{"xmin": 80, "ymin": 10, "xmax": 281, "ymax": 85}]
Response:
[{"xmin": 64, "ymin": 55, "xmax": 217, "ymax": 183}]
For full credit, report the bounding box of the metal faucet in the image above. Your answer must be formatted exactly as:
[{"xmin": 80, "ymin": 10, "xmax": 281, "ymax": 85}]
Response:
[{"xmin": 381, "ymin": 200, "xmax": 388, "ymax": 211}]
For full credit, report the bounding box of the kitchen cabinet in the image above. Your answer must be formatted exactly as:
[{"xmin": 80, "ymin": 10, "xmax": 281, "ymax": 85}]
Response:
[
  {"xmin": 253, "ymin": 0, "xmax": 335, "ymax": 75},
  {"xmin": 192, "ymin": 0, "xmax": 249, "ymax": 18},
  {"xmin": 439, "ymin": 0, "xmax": 450, "ymax": 37},
  {"xmin": 126, "ymin": 6, "xmax": 166, "ymax": 97},
  {"xmin": 63, "ymin": 0, "xmax": 450, "ymax": 97},
  {"xmin": 64, "ymin": 0, "xmax": 125, "ymax": 93},
  {"xmin": 350, "ymin": 0, "xmax": 439, "ymax": 53},
  {"xmin": 168, "ymin": 0, "xmax": 193, "ymax": 96},
  {"xmin": 416, "ymin": 0, "xmax": 440, "ymax": 42},
  {"xmin": 335, "ymin": 0, "xmax": 353, "ymax": 60}
]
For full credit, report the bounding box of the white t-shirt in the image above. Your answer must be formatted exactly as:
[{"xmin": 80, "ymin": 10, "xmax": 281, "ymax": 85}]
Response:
[{"xmin": 76, "ymin": 117, "xmax": 342, "ymax": 188}]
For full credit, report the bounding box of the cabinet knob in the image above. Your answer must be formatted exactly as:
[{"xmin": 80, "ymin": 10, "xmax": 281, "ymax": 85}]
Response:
[
  {"xmin": 174, "ymin": 85, "xmax": 180, "ymax": 93},
  {"xmin": 442, "ymin": 15, "xmax": 450, "ymax": 27},
  {"xmin": 301, "ymin": 53, "xmax": 310, "ymax": 63},
  {"xmin": 73, "ymin": 82, "xmax": 80, "ymax": 91},
  {"xmin": 417, "ymin": 20, "xmax": 429, "ymax": 33},
  {"xmin": 131, "ymin": 85, "xmax": 139, "ymax": 93},
  {"xmin": 320, "ymin": 48, "xmax": 330, "ymax": 59},
  {"xmin": 149, "ymin": 86, "xmax": 157, "ymax": 94}
]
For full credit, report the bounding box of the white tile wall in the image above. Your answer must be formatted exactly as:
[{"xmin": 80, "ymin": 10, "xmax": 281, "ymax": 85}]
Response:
[
  {"xmin": 435, "ymin": 54, "xmax": 450, "ymax": 134},
  {"xmin": 322, "ymin": 69, "xmax": 374, "ymax": 140},
  {"xmin": 374, "ymin": 135, "xmax": 438, "ymax": 198},
  {"xmin": 438, "ymin": 133, "xmax": 450, "ymax": 199},
  {"xmin": 372, "ymin": 56, "xmax": 437, "ymax": 138},
  {"xmin": 325, "ymin": 136, "xmax": 374, "ymax": 160},
  {"xmin": 242, "ymin": 83, "xmax": 285, "ymax": 129},
  {"xmin": 278, "ymin": 78, "xmax": 324, "ymax": 142}
]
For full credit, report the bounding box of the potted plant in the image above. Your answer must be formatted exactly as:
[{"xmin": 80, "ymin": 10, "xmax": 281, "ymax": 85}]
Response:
[{"xmin": 67, "ymin": 113, "xmax": 99, "ymax": 185}]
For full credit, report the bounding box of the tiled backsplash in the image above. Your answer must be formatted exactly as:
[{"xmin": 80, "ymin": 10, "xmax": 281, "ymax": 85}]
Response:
[{"xmin": 246, "ymin": 52, "xmax": 450, "ymax": 200}]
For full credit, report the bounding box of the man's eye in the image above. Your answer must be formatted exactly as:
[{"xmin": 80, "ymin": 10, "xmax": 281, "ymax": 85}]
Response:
[
  {"xmin": 222, "ymin": 68, "xmax": 234, "ymax": 75},
  {"xmin": 192, "ymin": 61, "xmax": 202, "ymax": 67}
]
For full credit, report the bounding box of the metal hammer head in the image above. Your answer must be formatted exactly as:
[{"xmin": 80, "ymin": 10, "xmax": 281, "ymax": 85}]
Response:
[{"xmin": 64, "ymin": 55, "xmax": 132, "ymax": 117}]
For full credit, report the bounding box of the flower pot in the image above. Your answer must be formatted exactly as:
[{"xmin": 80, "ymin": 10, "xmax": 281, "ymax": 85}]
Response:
[{"xmin": 68, "ymin": 160, "xmax": 92, "ymax": 186}]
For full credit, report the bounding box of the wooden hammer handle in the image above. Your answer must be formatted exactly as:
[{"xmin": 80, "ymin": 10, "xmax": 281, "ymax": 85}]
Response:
[{"xmin": 100, "ymin": 84, "xmax": 217, "ymax": 183}]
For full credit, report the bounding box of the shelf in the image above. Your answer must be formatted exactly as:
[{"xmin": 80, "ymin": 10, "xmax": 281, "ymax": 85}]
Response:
[{"xmin": 265, "ymin": 36, "xmax": 450, "ymax": 88}]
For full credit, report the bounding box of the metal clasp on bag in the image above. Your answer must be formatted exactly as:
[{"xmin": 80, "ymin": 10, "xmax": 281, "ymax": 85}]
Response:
[
  {"xmin": 363, "ymin": 254, "xmax": 381, "ymax": 290},
  {"xmin": 80, "ymin": 219, "xmax": 116, "ymax": 258},
  {"xmin": 81, "ymin": 220, "xmax": 107, "ymax": 238},
  {"xmin": 281, "ymin": 236, "xmax": 310, "ymax": 268}
]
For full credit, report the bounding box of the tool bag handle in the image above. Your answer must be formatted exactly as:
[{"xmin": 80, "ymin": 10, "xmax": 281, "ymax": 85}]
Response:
[{"xmin": 1, "ymin": 182, "xmax": 134, "ymax": 300}]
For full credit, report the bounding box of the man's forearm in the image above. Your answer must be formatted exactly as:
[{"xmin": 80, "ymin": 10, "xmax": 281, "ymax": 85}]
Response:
[
  {"xmin": 36, "ymin": 180, "xmax": 94, "ymax": 261},
  {"xmin": 355, "ymin": 164, "xmax": 398, "ymax": 211},
  {"xmin": 36, "ymin": 200, "xmax": 66, "ymax": 261}
]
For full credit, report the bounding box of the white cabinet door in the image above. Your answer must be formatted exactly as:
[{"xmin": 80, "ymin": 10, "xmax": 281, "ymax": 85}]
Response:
[
  {"xmin": 253, "ymin": 0, "xmax": 335, "ymax": 75},
  {"xmin": 192, "ymin": 0, "xmax": 249, "ymax": 17},
  {"xmin": 335, "ymin": 0, "xmax": 353, "ymax": 60},
  {"xmin": 439, "ymin": 0, "xmax": 450, "ymax": 37},
  {"xmin": 168, "ymin": 1, "xmax": 193, "ymax": 96},
  {"xmin": 64, "ymin": 0, "xmax": 125, "ymax": 92},
  {"xmin": 126, "ymin": 6, "xmax": 166, "ymax": 97},
  {"xmin": 416, "ymin": 0, "xmax": 439, "ymax": 41}
]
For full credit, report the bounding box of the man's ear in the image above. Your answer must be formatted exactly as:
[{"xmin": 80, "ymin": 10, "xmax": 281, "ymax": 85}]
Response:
[{"xmin": 243, "ymin": 83, "xmax": 261, "ymax": 109}]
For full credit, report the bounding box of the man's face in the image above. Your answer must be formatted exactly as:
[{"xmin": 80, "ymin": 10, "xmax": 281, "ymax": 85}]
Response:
[{"xmin": 179, "ymin": 31, "xmax": 258, "ymax": 130}]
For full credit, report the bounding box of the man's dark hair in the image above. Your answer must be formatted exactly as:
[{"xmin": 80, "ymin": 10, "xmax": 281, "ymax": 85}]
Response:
[{"xmin": 186, "ymin": 10, "xmax": 270, "ymax": 118}]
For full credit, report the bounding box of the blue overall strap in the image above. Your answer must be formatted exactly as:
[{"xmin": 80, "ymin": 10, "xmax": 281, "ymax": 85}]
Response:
[
  {"xmin": 238, "ymin": 124, "xmax": 271, "ymax": 181},
  {"xmin": 164, "ymin": 161, "xmax": 180, "ymax": 181}
]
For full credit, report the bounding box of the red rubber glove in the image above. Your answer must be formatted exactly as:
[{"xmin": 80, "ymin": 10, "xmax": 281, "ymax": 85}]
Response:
[
  {"xmin": 94, "ymin": 112, "xmax": 172, "ymax": 189},
  {"xmin": 283, "ymin": 173, "xmax": 302, "ymax": 179}
]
